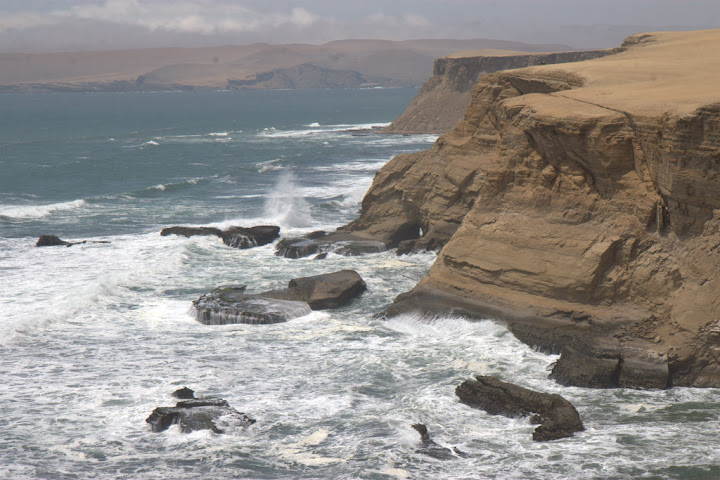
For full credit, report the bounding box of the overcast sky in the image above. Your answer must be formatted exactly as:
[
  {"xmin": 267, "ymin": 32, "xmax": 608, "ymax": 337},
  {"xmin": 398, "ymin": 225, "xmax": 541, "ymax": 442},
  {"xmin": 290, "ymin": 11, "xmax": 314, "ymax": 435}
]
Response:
[{"xmin": 1, "ymin": 0, "xmax": 718, "ymax": 52}]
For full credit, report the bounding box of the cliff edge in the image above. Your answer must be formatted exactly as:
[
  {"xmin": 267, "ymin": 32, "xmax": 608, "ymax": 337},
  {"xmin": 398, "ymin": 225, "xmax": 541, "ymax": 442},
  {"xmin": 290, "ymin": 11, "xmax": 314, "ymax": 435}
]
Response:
[
  {"xmin": 343, "ymin": 30, "xmax": 720, "ymax": 388},
  {"xmin": 383, "ymin": 47, "xmax": 622, "ymax": 134}
]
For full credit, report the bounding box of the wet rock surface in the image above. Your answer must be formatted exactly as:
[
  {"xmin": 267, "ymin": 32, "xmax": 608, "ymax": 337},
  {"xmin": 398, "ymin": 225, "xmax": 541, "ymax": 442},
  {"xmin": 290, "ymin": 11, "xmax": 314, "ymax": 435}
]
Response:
[
  {"xmin": 275, "ymin": 232, "xmax": 386, "ymax": 259},
  {"xmin": 192, "ymin": 270, "xmax": 366, "ymax": 325},
  {"xmin": 146, "ymin": 397, "xmax": 255, "ymax": 434},
  {"xmin": 455, "ymin": 375, "xmax": 584, "ymax": 441},
  {"xmin": 161, "ymin": 225, "xmax": 279, "ymax": 249},
  {"xmin": 411, "ymin": 424, "xmax": 466, "ymax": 460}
]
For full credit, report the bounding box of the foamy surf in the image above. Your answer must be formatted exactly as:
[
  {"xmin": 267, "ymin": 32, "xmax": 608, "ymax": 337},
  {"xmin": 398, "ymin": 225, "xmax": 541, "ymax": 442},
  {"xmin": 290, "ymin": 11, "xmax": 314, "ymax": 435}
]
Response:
[{"xmin": 0, "ymin": 199, "xmax": 86, "ymax": 219}]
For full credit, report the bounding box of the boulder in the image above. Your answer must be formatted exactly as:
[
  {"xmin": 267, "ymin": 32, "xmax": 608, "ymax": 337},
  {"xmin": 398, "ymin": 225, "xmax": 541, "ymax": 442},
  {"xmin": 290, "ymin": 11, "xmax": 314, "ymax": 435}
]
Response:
[
  {"xmin": 455, "ymin": 375, "xmax": 584, "ymax": 441},
  {"xmin": 146, "ymin": 398, "xmax": 255, "ymax": 434},
  {"xmin": 172, "ymin": 387, "xmax": 195, "ymax": 399},
  {"xmin": 36, "ymin": 235, "xmax": 69, "ymax": 247},
  {"xmin": 192, "ymin": 286, "xmax": 311, "ymax": 325},
  {"xmin": 284, "ymin": 270, "xmax": 367, "ymax": 310}
]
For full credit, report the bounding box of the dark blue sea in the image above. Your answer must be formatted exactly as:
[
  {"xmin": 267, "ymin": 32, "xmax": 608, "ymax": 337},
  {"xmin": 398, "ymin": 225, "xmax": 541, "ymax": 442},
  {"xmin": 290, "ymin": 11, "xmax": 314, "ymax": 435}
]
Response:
[{"xmin": 0, "ymin": 89, "xmax": 718, "ymax": 479}]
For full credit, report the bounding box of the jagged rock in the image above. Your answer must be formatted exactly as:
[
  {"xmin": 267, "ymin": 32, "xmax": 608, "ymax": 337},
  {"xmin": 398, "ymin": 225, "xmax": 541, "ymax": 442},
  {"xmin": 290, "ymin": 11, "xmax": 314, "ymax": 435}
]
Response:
[
  {"xmin": 411, "ymin": 424, "xmax": 465, "ymax": 460},
  {"xmin": 161, "ymin": 225, "xmax": 279, "ymax": 249},
  {"xmin": 172, "ymin": 387, "xmax": 195, "ymax": 399},
  {"xmin": 455, "ymin": 375, "xmax": 584, "ymax": 441},
  {"xmin": 146, "ymin": 398, "xmax": 255, "ymax": 434},
  {"xmin": 192, "ymin": 286, "xmax": 311, "ymax": 325},
  {"xmin": 350, "ymin": 30, "xmax": 720, "ymax": 388},
  {"xmin": 36, "ymin": 235, "xmax": 69, "ymax": 247}
]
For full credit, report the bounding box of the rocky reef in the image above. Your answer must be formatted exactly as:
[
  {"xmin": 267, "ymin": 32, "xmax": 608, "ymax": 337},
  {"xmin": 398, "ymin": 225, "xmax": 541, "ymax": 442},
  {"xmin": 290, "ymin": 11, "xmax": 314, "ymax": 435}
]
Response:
[
  {"xmin": 383, "ymin": 48, "xmax": 621, "ymax": 134},
  {"xmin": 346, "ymin": 30, "xmax": 720, "ymax": 388},
  {"xmin": 456, "ymin": 375, "xmax": 584, "ymax": 441}
]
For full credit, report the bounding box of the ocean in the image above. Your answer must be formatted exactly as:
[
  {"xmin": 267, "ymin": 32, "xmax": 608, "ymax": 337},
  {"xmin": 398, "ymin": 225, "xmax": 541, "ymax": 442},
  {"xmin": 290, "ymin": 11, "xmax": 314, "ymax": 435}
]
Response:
[{"xmin": 0, "ymin": 88, "xmax": 718, "ymax": 479}]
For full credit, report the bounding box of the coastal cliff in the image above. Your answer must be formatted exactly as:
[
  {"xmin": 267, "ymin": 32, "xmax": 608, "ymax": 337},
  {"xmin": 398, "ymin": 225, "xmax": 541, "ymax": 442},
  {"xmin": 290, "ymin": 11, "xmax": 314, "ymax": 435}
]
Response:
[
  {"xmin": 383, "ymin": 48, "xmax": 621, "ymax": 134},
  {"xmin": 344, "ymin": 30, "xmax": 720, "ymax": 388}
]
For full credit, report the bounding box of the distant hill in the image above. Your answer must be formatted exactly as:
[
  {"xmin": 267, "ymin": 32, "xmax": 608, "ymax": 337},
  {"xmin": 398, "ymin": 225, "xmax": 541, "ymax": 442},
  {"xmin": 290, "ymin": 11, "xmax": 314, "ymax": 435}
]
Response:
[{"xmin": 0, "ymin": 39, "xmax": 572, "ymax": 92}]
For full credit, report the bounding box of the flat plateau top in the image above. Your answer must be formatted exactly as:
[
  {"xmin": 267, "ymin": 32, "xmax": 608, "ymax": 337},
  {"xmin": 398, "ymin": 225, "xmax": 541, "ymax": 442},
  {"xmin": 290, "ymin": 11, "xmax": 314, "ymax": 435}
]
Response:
[{"xmin": 531, "ymin": 29, "xmax": 720, "ymax": 116}]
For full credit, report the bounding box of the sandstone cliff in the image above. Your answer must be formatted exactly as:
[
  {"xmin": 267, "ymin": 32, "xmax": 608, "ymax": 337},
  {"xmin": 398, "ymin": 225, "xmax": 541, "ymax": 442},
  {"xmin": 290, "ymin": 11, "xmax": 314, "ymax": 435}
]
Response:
[
  {"xmin": 383, "ymin": 48, "xmax": 622, "ymax": 134},
  {"xmin": 344, "ymin": 30, "xmax": 720, "ymax": 389}
]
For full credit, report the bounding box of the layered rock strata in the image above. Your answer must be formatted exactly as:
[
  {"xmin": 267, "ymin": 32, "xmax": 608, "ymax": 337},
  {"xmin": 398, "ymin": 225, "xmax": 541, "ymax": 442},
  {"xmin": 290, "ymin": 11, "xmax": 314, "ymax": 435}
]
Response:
[
  {"xmin": 383, "ymin": 48, "xmax": 621, "ymax": 134},
  {"xmin": 347, "ymin": 30, "xmax": 720, "ymax": 388}
]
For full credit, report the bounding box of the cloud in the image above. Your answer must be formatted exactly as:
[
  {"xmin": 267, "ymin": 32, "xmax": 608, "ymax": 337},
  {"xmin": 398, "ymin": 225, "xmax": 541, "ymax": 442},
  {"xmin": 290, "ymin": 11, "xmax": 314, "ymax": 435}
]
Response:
[
  {"xmin": 366, "ymin": 12, "xmax": 430, "ymax": 28},
  {"xmin": 0, "ymin": 0, "xmax": 319, "ymax": 35}
]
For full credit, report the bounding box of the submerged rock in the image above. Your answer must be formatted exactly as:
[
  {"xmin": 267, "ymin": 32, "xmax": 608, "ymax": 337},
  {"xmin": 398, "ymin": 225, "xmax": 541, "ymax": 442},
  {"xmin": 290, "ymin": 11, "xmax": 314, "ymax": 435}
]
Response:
[
  {"xmin": 161, "ymin": 224, "xmax": 279, "ymax": 249},
  {"xmin": 275, "ymin": 232, "xmax": 386, "ymax": 259},
  {"xmin": 146, "ymin": 398, "xmax": 255, "ymax": 434},
  {"xmin": 411, "ymin": 423, "xmax": 465, "ymax": 460},
  {"xmin": 192, "ymin": 270, "xmax": 366, "ymax": 325},
  {"xmin": 455, "ymin": 375, "xmax": 584, "ymax": 441}
]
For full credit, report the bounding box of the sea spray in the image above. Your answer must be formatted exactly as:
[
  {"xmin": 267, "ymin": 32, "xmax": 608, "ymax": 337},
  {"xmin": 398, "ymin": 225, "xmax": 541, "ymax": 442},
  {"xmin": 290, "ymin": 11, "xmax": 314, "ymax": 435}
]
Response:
[{"xmin": 263, "ymin": 170, "xmax": 313, "ymax": 228}]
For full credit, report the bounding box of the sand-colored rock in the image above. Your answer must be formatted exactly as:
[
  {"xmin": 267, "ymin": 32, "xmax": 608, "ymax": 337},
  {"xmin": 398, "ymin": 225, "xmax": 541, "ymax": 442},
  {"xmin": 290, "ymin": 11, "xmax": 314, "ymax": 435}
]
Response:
[
  {"xmin": 383, "ymin": 48, "xmax": 622, "ymax": 134},
  {"xmin": 347, "ymin": 30, "xmax": 720, "ymax": 388}
]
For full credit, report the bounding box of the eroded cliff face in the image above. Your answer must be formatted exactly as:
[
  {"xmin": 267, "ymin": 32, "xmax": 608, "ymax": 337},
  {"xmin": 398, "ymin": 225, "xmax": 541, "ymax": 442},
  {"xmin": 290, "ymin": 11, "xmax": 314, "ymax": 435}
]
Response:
[
  {"xmin": 383, "ymin": 48, "xmax": 621, "ymax": 134},
  {"xmin": 345, "ymin": 30, "xmax": 720, "ymax": 388}
]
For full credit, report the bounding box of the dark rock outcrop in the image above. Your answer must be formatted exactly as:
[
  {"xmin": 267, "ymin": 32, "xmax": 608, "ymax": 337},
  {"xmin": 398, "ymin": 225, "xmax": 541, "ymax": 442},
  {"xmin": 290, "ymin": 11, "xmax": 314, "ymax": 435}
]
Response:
[
  {"xmin": 172, "ymin": 387, "xmax": 196, "ymax": 399},
  {"xmin": 193, "ymin": 286, "xmax": 312, "ymax": 325},
  {"xmin": 146, "ymin": 398, "xmax": 255, "ymax": 434},
  {"xmin": 275, "ymin": 232, "xmax": 387, "ymax": 258},
  {"xmin": 221, "ymin": 225, "xmax": 280, "ymax": 248},
  {"xmin": 411, "ymin": 424, "xmax": 465, "ymax": 460},
  {"xmin": 284, "ymin": 270, "xmax": 367, "ymax": 310},
  {"xmin": 192, "ymin": 270, "xmax": 367, "ymax": 325},
  {"xmin": 36, "ymin": 235, "xmax": 69, "ymax": 247},
  {"xmin": 161, "ymin": 225, "xmax": 279, "ymax": 249},
  {"xmin": 456, "ymin": 375, "xmax": 584, "ymax": 441}
]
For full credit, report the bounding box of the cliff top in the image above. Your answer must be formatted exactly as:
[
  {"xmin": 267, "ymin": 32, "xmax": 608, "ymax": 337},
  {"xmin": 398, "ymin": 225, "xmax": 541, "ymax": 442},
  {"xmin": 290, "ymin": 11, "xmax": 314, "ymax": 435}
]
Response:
[
  {"xmin": 443, "ymin": 49, "xmax": 529, "ymax": 58},
  {"xmin": 528, "ymin": 29, "xmax": 720, "ymax": 116}
]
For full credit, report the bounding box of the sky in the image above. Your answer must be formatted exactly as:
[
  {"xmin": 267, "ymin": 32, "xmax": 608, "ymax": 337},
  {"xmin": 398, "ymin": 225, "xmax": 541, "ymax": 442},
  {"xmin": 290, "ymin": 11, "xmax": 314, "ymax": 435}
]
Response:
[{"xmin": 0, "ymin": 0, "xmax": 718, "ymax": 52}]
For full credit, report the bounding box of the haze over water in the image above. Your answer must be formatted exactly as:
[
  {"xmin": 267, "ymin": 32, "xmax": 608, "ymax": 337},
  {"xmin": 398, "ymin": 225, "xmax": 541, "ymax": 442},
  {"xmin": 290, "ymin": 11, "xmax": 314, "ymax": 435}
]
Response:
[{"xmin": 0, "ymin": 89, "xmax": 718, "ymax": 479}]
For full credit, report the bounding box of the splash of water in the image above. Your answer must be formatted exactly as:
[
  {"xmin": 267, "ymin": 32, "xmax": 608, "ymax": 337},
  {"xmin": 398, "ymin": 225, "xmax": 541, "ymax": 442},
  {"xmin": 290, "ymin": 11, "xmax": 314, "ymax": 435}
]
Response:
[{"xmin": 263, "ymin": 170, "xmax": 313, "ymax": 228}]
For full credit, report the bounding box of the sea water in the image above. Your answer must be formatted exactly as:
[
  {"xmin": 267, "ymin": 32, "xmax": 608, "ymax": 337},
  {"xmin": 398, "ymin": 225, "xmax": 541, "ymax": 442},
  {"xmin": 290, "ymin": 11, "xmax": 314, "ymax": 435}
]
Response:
[{"xmin": 0, "ymin": 89, "xmax": 718, "ymax": 479}]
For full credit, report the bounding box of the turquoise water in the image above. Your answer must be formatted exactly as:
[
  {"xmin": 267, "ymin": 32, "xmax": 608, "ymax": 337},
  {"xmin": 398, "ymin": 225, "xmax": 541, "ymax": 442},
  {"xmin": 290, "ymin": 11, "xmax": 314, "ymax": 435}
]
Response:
[{"xmin": 0, "ymin": 89, "xmax": 718, "ymax": 479}]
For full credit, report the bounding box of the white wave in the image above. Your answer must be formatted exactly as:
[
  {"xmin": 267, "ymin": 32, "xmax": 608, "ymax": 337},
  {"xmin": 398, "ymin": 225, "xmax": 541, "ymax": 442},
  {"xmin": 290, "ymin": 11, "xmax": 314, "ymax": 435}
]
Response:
[
  {"xmin": 208, "ymin": 132, "xmax": 229, "ymax": 137},
  {"xmin": 144, "ymin": 140, "xmax": 159, "ymax": 146},
  {"xmin": 263, "ymin": 170, "xmax": 313, "ymax": 228},
  {"xmin": 0, "ymin": 199, "xmax": 86, "ymax": 219},
  {"xmin": 258, "ymin": 122, "xmax": 391, "ymax": 139},
  {"xmin": 256, "ymin": 158, "xmax": 284, "ymax": 174},
  {"xmin": 150, "ymin": 184, "xmax": 166, "ymax": 191},
  {"xmin": 312, "ymin": 159, "xmax": 388, "ymax": 172},
  {"xmin": 307, "ymin": 122, "xmax": 321, "ymax": 127}
]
